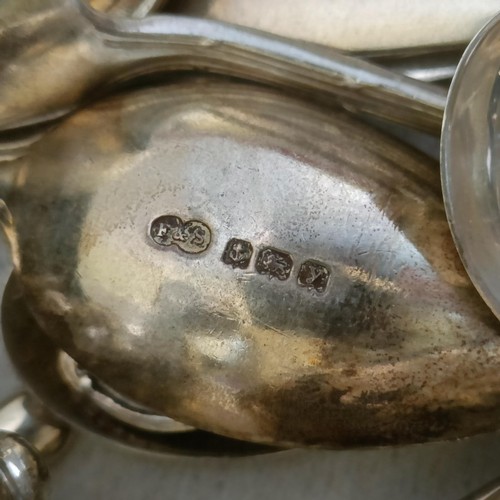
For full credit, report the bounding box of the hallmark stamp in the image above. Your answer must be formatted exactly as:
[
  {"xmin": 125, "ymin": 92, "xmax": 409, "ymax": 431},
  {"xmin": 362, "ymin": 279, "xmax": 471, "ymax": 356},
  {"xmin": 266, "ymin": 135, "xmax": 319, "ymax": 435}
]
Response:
[
  {"xmin": 297, "ymin": 260, "xmax": 330, "ymax": 293},
  {"xmin": 222, "ymin": 238, "xmax": 254, "ymax": 269},
  {"xmin": 150, "ymin": 215, "xmax": 211, "ymax": 254},
  {"xmin": 255, "ymin": 247, "xmax": 293, "ymax": 281}
]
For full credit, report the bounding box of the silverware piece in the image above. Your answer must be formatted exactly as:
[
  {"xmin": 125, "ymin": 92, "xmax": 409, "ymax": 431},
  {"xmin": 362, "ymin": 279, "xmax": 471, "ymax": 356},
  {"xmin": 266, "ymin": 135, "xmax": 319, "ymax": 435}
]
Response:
[
  {"xmin": 369, "ymin": 49, "xmax": 462, "ymax": 83},
  {"xmin": 0, "ymin": 0, "xmax": 166, "ymax": 163},
  {"xmin": 168, "ymin": 0, "xmax": 500, "ymax": 53},
  {"xmin": 2, "ymin": 76, "xmax": 498, "ymax": 448},
  {"xmin": 169, "ymin": 0, "xmax": 500, "ymax": 83},
  {"xmin": 1, "ymin": 0, "xmax": 500, "ymax": 481},
  {"xmin": 1, "ymin": 279, "xmax": 276, "ymax": 457},
  {"xmin": 0, "ymin": 392, "xmax": 69, "ymax": 498},
  {"xmin": 0, "ymin": 393, "xmax": 66, "ymax": 500},
  {"xmin": 0, "ymin": 432, "xmax": 48, "ymax": 500},
  {"xmin": 0, "ymin": 0, "xmax": 446, "ymax": 134},
  {"xmin": 442, "ymin": 12, "xmax": 500, "ymax": 326}
]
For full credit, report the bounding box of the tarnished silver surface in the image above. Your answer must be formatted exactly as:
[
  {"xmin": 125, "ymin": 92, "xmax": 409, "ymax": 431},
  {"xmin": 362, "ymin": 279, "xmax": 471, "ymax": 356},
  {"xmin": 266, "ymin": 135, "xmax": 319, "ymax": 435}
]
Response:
[
  {"xmin": 169, "ymin": 0, "xmax": 500, "ymax": 53},
  {"xmin": 441, "ymin": 12, "xmax": 500, "ymax": 323},
  {"xmin": 0, "ymin": 432, "xmax": 48, "ymax": 500},
  {"xmin": 0, "ymin": 234, "xmax": 498, "ymax": 500},
  {"xmin": 2, "ymin": 77, "xmax": 499, "ymax": 448},
  {"xmin": 0, "ymin": 0, "xmax": 446, "ymax": 134}
]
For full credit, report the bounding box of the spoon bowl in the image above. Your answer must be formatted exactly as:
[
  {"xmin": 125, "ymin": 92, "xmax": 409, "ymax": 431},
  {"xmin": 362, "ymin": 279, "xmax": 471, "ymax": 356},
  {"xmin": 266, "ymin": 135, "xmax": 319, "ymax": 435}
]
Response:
[
  {"xmin": 3, "ymin": 76, "xmax": 500, "ymax": 448},
  {"xmin": 2, "ymin": 274, "xmax": 274, "ymax": 457}
]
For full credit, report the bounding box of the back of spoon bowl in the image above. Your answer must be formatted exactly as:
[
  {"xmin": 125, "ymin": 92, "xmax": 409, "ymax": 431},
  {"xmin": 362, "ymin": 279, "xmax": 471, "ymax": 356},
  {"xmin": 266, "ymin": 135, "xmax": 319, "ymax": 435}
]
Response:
[{"xmin": 2, "ymin": 77, "xmax": 500, "ymax": 448}]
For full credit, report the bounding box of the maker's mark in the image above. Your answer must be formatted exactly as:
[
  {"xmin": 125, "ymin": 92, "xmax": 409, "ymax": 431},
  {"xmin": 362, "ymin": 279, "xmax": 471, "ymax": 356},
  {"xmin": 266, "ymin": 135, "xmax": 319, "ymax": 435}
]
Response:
[{"xmin": 150, "ymin": 215, "xmax": 211, "ymax": 254}]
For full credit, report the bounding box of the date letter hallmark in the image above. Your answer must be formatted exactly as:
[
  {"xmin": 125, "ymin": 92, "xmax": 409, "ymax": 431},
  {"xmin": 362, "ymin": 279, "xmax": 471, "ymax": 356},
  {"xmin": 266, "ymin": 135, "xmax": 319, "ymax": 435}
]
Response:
[
  {"xmin": 297, "ymin": 260, "xmax": 330, "ymax": 293},
  {"xmin": 255, "ymin": 247, "xmax": 293, "ymax": 281},
  {"xmin": 150, "ymin": 215, "xmax": 211, "ymax": 254},
  {"xmin": 222, "ymin": 238, "xmax": 254, "ymax": 269}
]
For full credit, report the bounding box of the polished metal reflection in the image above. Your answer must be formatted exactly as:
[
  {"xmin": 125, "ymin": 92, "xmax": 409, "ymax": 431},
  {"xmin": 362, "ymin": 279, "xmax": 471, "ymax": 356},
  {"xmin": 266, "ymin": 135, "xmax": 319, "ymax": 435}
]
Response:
[
  {"xmin": 0, "ymin": 394, "xmax": 69, "ymax": 458},
  {"xmin": 1, "ymin": 278, "xmax": 275, "ymax": 457},
  {"xmin": 3, "ymin": 77, "xmax": 499, "ymax": 448},
  {"xmin": 441, "ymin": 12, "xmax": 500, "ymax": 323},
  {"xmin": 0, "ymin": 0, "xmax": 446, "ymax": 133},
  {"xmin": 464, "ymin": 477, "xmax": 500, "ymax": 500},
  {"xmin": 0, "ymin": 394, "xmax": 68, "ymax": 498},
  {"xmin": 370, "ymin": 49, "xmax": 462, "ymax": 83},
  {"xmin": 0, "ymin": 0, "xmax": 165, "ymax": 164},
  {"xmin": 0, "ymin": 432, "xmax": 48, "ymax": 500}
]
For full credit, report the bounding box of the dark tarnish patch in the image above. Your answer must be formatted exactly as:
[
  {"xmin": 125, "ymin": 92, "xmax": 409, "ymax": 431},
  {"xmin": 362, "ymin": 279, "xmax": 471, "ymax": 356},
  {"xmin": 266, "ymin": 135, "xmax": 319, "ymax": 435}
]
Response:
[
  {"xmin": 240, "ymin": 374, "xmax": 473, "ymax": 447},
  {"xmin": 357, "ymin": 389, "xmax": 404, "ymax": 406},
  {"xmin": 323, "ymin": 282, "xmax": 399, "ymax": 345}
]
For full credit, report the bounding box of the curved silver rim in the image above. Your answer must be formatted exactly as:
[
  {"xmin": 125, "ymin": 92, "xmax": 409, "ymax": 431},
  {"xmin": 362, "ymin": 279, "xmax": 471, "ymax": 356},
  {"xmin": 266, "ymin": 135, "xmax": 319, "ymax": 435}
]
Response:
[{"xmin": 441, "ymin": 11, "xmax": 500, "ymax": 320}]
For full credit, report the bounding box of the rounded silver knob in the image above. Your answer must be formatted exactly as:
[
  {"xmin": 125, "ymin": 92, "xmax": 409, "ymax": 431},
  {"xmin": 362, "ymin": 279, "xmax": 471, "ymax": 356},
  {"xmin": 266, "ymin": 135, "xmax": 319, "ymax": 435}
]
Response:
[{"xmin": 0, "ymin": 432, "xmax": 48, "ymax": 500}]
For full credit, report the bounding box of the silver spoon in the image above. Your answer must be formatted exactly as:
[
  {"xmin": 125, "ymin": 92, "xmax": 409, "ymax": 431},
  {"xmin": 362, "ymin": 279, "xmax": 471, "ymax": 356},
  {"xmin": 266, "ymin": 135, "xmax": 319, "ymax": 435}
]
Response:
[
  {"xmin": 1, "ymin": 279, "xmax": 277, "ymax": 457},
  {"xmin": 3, "ymin": 74, "xmax": 499, "ymax": 449},
  {"xmin": 2, "ymin": 2, "xmax": 500, "ymax": 496}
]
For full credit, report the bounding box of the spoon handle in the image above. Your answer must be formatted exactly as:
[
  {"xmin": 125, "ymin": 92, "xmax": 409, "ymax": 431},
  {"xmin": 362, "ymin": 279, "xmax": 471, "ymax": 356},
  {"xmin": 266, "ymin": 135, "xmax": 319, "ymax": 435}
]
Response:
[
  {"xmin": 86, "ymin": 5, "xmax": 447, "ymax": 134},
  {"xmin": 0, "ymin": 0, "xmax": 448, "ymax": 133}
]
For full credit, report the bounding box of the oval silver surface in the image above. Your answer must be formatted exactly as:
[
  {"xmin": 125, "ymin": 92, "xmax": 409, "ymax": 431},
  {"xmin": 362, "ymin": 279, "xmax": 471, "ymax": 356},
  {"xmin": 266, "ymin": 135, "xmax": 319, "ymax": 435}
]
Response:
[{"xmin": 4, "ymin": 77, "xmax": 500, "ymax": 448}]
